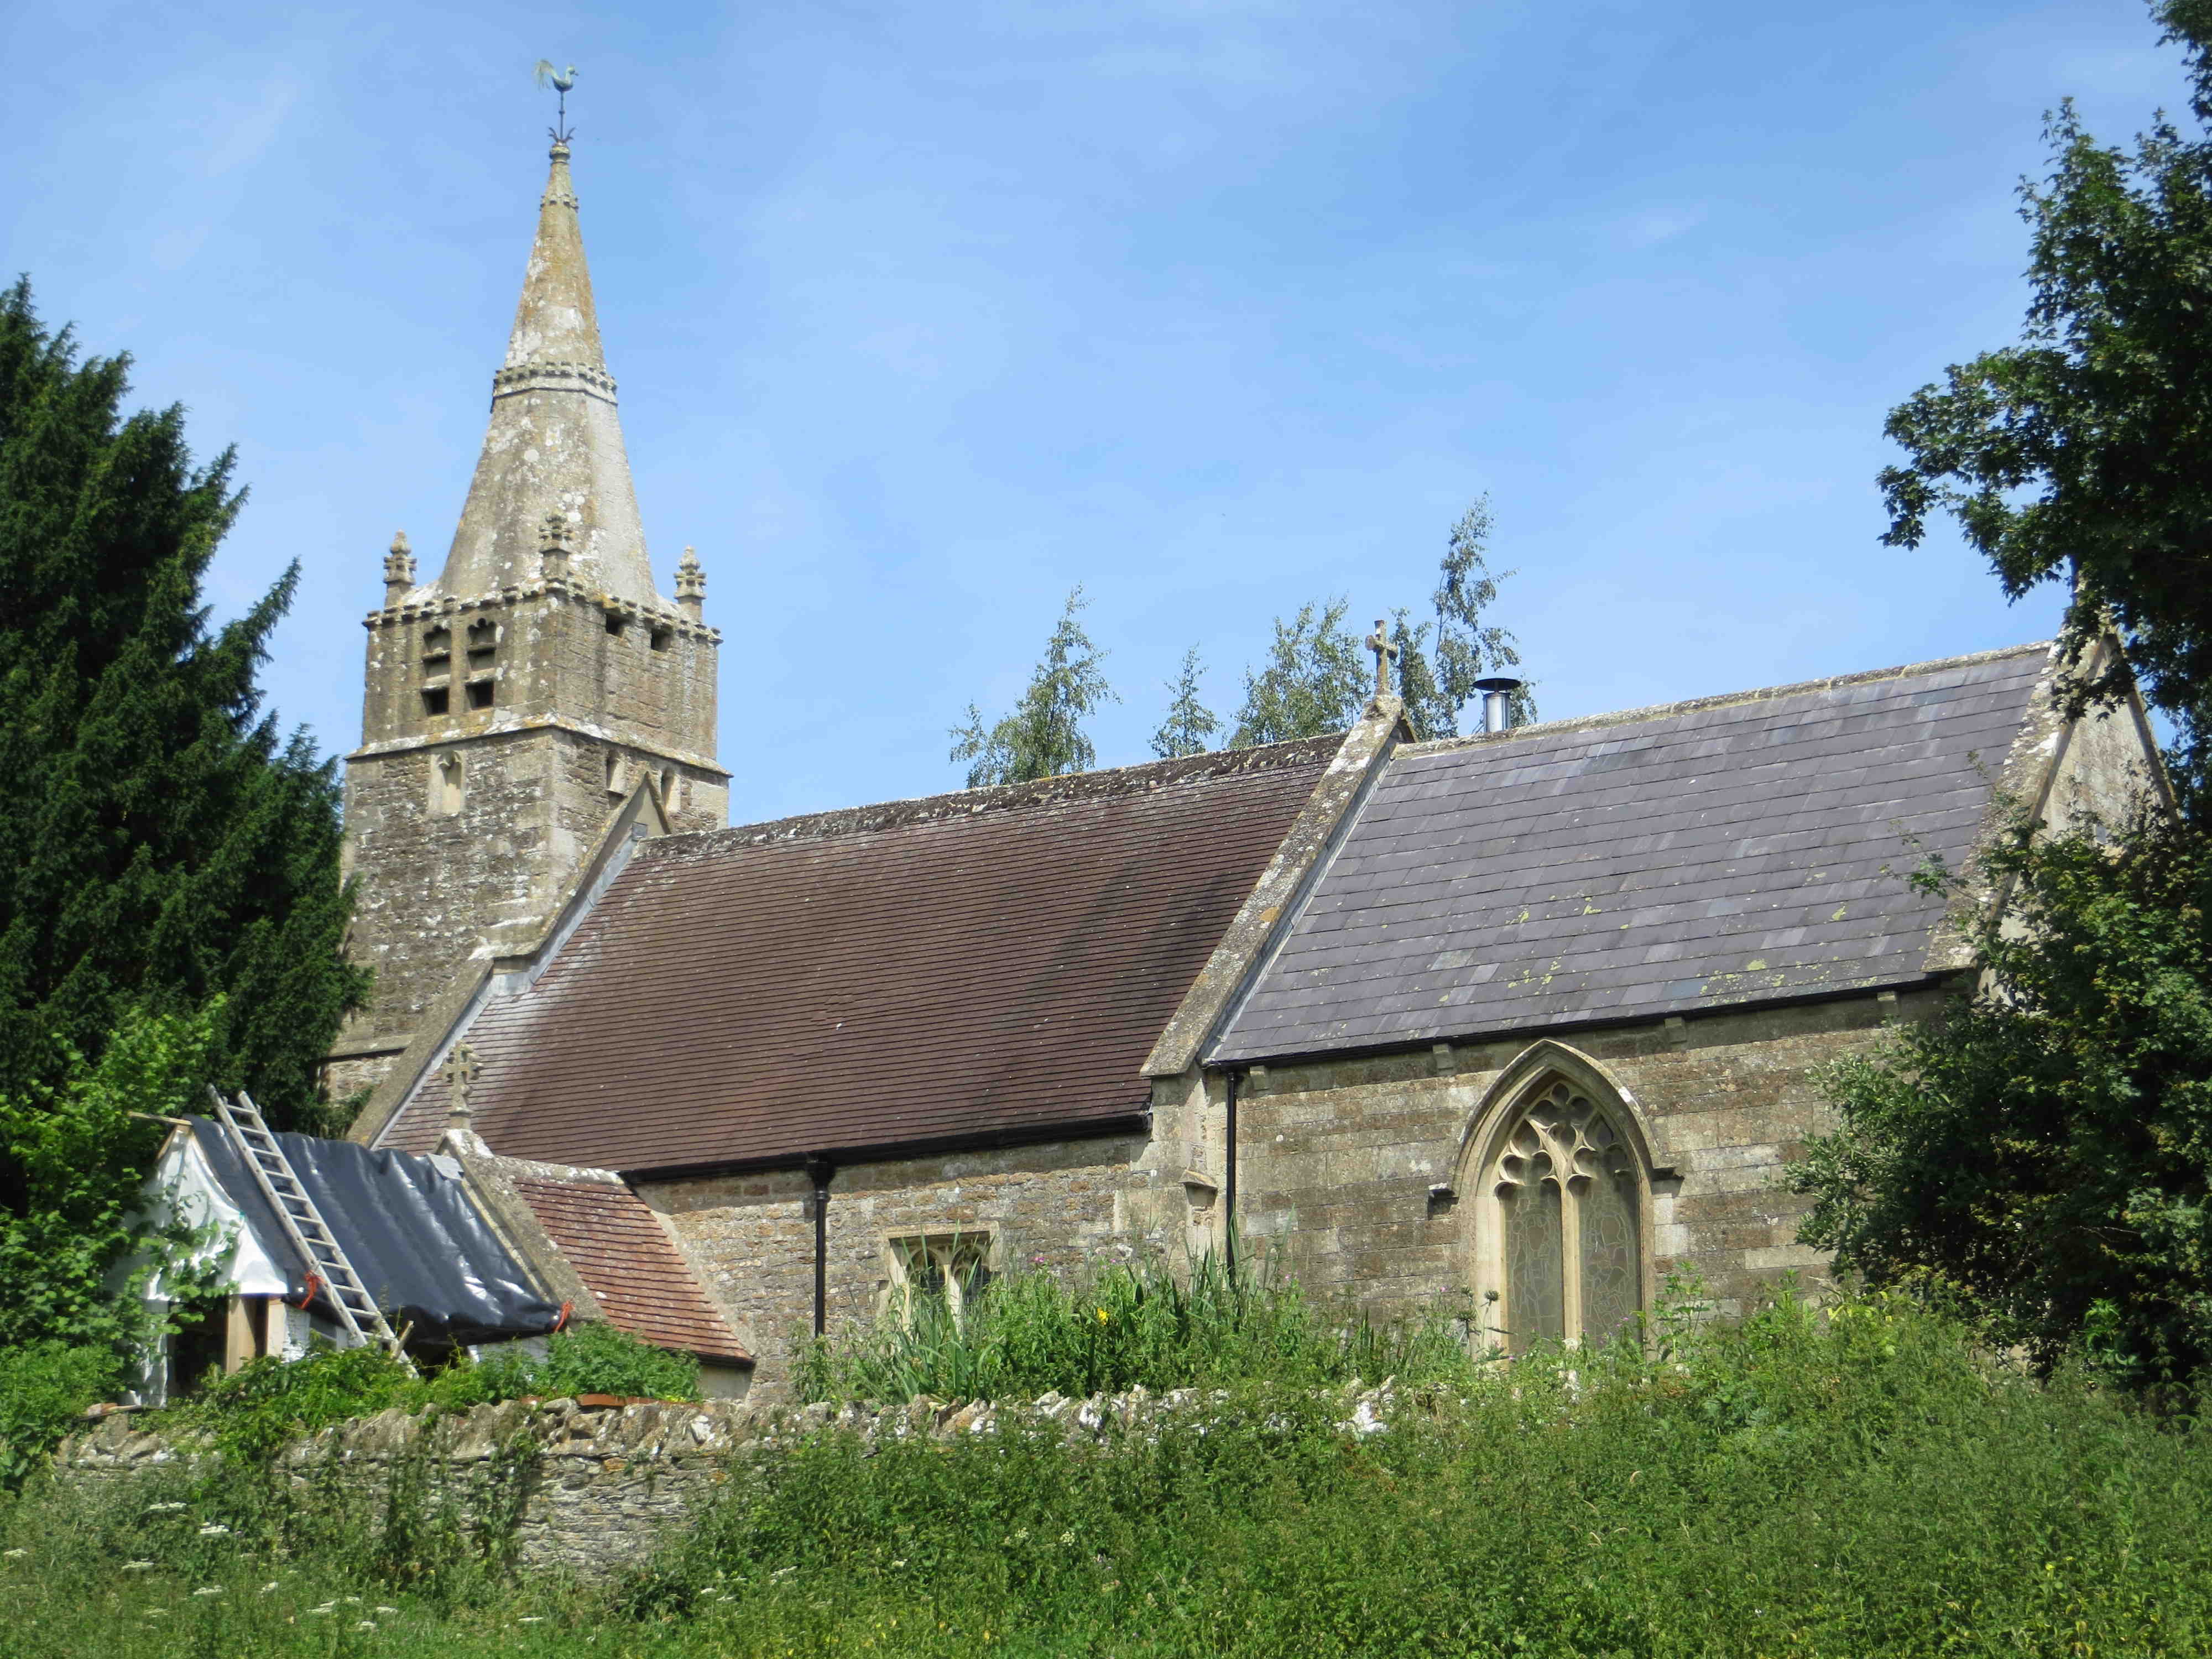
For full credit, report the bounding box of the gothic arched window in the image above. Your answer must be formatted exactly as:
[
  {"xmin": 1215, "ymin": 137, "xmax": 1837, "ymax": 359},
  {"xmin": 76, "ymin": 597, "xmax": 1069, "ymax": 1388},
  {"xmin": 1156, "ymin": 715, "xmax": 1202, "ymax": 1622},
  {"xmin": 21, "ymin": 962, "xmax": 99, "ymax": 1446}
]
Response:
[{"xmin": 1485, "ymin": 1075, "xmax": 1644, "ymax": 1353}]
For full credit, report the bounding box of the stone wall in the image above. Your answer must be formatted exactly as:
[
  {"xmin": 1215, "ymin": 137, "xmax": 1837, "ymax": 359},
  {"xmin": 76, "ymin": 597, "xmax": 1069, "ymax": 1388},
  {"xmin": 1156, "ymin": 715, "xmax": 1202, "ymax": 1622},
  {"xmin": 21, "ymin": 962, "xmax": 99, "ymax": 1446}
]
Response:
[
  {"xmin": 1226, "ymin": 984, "xmax": 1943, "ymax": 1323},
  {"xmin": 641, "ymin": 993, "xmax": 1923, "ymax": 1396},
  {"xmin": 335, "ymin": 575, "xmax": 729, "ymax": 1097},
  {"xmin": 58, "ymin": 1381, "xmax": 1417, "ymax": 1579},
  {"xmin": 643, "ymin": 1135, "xmax": 1166, "ymax": 1401}
]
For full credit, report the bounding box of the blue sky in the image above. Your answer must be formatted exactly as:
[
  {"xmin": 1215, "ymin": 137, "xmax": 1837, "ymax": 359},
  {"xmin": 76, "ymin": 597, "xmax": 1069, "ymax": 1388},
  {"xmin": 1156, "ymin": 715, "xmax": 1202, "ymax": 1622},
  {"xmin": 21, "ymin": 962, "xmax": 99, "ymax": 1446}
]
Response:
[{"xmin": 4, "ymin": 1, "xmax": 2187, "ymax": 820}]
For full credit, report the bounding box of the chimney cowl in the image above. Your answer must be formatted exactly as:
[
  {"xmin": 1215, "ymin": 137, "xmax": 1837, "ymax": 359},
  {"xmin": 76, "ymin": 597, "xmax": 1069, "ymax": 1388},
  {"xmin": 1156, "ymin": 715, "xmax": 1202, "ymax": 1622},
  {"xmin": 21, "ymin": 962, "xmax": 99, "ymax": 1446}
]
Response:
[{"xmin": 1470, "ymin": 675, "xmax": 1525, "ymax": 734}]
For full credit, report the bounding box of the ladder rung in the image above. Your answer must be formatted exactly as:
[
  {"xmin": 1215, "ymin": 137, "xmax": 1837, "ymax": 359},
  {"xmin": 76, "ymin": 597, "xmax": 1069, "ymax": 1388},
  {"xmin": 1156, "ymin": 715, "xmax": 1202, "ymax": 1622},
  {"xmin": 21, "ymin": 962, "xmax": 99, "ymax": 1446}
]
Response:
[{"xmin": 211, "ymin": 1088, "xmax": 413, "ymax": 1376}]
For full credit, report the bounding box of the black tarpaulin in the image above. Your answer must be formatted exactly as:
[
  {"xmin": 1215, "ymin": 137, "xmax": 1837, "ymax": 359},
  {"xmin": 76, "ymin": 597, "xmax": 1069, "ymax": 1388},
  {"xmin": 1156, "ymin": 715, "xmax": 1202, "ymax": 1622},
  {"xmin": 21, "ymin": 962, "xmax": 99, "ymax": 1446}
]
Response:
[{"xmin": 187, "ymin": 1118, "xmax": 565, "ymax": 1345}]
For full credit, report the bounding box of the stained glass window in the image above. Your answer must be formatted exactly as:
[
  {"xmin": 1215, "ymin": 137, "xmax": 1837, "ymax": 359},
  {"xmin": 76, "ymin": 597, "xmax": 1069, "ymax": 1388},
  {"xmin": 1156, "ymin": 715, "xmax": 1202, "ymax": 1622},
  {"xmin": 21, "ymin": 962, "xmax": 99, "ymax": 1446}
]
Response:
[{"xmin": 1491, "ymin": 1078, "xmax": 1644, "ymax": 1351}]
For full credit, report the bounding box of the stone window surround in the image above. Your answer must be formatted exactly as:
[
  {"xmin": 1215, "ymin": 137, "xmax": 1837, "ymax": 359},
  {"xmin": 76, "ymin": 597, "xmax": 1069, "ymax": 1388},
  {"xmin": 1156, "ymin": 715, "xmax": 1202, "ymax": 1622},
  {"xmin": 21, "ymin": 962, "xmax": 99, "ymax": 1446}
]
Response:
[
  {"xmin": 432, "ymin": 752, "xmax": 464, "ymax": 817},
  {"xmin": 880, "ymin": 1228, "xmax": 998, "ymax": 1328},
  {"xmin": 1452, "ymin": 1041, "xmax": 1661, "ymax": 1354}
]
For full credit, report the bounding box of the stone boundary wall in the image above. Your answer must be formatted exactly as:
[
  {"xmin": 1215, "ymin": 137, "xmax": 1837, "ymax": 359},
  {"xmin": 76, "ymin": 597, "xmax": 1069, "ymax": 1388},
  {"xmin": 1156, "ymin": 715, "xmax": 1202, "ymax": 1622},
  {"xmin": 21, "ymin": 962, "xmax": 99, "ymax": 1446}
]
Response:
[{"xmin": 58, "ymin": 1384, "xmax": 1411, "ymax": 1580}]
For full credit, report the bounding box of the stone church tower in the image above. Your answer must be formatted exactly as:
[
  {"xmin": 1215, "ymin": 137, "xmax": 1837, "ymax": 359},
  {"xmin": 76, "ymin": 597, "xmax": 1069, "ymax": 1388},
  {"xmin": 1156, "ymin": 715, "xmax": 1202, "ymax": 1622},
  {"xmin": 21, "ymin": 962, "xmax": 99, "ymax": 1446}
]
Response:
[{"xmin": 326, "ymin": 137, "xmax": 729, "ymax": 1100}]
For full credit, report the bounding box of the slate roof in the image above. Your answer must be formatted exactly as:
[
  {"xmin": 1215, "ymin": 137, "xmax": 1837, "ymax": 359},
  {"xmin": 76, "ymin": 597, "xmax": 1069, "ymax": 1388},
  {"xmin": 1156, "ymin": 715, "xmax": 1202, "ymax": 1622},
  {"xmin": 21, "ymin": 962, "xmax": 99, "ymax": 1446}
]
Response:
[
  {"xmin": 507, "ymin": 1175, "xmax": 751, "ymax": 1365},
  {"xmin": 1209, "ymin": 644, "xmax": 2054, "ymax": 1064},
  {"xmin": 375, "ymin": 738, "xmax": 1338, "ymax": 1173}
]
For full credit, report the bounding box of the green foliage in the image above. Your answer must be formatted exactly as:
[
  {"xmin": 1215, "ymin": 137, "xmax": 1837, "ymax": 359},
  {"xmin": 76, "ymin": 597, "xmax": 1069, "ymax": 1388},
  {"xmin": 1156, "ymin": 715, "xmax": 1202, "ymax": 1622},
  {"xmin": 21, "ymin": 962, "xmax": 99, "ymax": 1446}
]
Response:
[
  {"xmin": 625, "ymin": 1291, "xmax": 2211, "ymax": 1658},
  {"xmin": 1877, "ymin": 2, "xmax": 2212, "ymax": 785},
  {"xmin": 6, "ymin": 1292, "xmax": 2211, "ymax": 1656},
  {"xmin": 0, "ymin": 1341, "xmax": 119, "ymax": 1493},
  {"xmin": 796, "ymin": 1250, "xmax": 1479, "ymax": 1404},
  {"xmin": 0, "ymin": 1003, "xmax": 228, "ymax": 1353},
  {"xmin": 467, "ymin": 1319, "xmax": 702, "ymax": 1406},
  {"xmin": 950, "ymin": 587, "xmax": 1119, "ymax": 787},
  {"xmin": 1146, "ymin": 645, "xmax": 1219, "ymax": 760},
  {"xmin": 1233, "ymin": 503, "xmax": 1532, "ymax": 748},
  {"xmin": 1429, "ymin": 496, "xmax": 1533, "ymax": 731},
  {"xmin": 177, "ymin": 1322, "xmax": 703, "ymax": 1461},
  {"xmin": 1229, "ymin": 597, "xmax": 1368, "ymax": 746},
  {"xmin": 0, "ymin": 281, "xmax": 367, "ymax": 1276},
  {"xmin": 1795, "ymin": 805, "xmax": 2212, "ymax": 1386}
]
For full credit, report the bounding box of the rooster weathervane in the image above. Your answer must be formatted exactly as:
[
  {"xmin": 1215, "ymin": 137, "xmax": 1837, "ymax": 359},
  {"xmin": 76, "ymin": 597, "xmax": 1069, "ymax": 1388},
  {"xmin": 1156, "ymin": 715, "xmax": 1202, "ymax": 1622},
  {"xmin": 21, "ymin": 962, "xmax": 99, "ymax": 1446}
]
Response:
[{"xmin": 535, "ymin": 60, "xmax": 578, "ymax": 145}]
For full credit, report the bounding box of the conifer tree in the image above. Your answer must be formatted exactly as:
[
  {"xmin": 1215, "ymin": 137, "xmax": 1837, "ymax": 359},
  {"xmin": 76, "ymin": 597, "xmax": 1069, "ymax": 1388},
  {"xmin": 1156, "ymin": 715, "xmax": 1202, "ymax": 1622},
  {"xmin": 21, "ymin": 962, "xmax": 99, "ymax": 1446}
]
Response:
[
  {"xmin": 0, "ymin": 280, "xmax": 366, "ymax": 1129},
  {"xmin": 1150, "ymin": 646, "xmax": 1220, "ymax": 759},
  {"xmin": 951, "ymin": 587, "xmax": 1119, "ymax": 786}
]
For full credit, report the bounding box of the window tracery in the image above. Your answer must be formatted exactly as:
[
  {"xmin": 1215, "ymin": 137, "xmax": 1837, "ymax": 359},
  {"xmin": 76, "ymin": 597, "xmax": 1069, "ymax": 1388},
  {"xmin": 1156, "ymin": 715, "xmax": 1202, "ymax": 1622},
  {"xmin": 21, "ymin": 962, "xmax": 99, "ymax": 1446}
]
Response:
[{"xmin": 1486, "ymin": 1076, "xmax": 1644, "ymax": 1353}]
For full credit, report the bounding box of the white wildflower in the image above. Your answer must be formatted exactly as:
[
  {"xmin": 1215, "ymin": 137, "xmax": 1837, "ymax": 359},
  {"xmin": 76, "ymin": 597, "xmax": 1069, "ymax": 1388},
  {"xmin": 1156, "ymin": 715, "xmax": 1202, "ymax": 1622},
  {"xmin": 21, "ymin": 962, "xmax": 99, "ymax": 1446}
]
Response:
[
  {"xmin": 260, "ymin": 1582, "xmax": 280, "ymax": 1595},
  {"xmin": 343, "ymin": 1595, "xmax": 363, "ymax": 1605},
  {"xmin": 353, "ymin": 1620, "xmax": 378, "ymax": 1631},
  {"xmin": 1, "ymin": 1548, "xmax": 24, "ymax": 1558},
  {"xmin": 122, "ymin": 1560, "xmax": 154, "ymax": 1572},
  {"xmin": 192, "ymin": 1587, "xmax": 222, "ymax": 1598},
  {"xmin": 196, "ymin": 1524, "xmax": 229, "ymax": 1537},
  {"xmin": 375, "ymin": 1605, "xmax": 399, "ymax": 1615},
  {"xmin": 517, "ymin": 1615, "xmax": 546, "ymax": 1624}
]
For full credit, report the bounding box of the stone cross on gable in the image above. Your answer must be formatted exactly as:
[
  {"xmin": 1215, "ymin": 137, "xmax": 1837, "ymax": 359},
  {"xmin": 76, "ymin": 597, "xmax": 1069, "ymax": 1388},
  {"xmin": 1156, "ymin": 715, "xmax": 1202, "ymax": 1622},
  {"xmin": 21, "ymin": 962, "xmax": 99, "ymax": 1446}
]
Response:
[
  {"xmin": 1365, "ymin": 618, "xmax": 1399, "ymax": 698},
  {"xmin": 442, "ymin": 1041, "xmax": 480, "ymax": 1129}
]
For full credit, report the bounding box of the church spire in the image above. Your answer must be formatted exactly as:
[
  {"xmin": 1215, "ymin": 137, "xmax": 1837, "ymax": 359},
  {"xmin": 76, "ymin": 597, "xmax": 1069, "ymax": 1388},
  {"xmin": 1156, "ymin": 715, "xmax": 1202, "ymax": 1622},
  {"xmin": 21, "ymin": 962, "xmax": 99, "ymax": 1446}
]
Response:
[{"xmin": 433, "ymin": 133, "xmax": 661, "ymax": 607}]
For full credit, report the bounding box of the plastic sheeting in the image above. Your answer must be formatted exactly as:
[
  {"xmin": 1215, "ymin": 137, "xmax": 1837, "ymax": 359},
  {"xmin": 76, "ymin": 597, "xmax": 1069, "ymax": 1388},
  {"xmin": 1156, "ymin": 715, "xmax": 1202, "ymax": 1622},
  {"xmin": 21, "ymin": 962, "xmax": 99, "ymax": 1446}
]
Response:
[{"xmin": 187, "ymin": 1118, "xmax": 565, "ymax": 1345}]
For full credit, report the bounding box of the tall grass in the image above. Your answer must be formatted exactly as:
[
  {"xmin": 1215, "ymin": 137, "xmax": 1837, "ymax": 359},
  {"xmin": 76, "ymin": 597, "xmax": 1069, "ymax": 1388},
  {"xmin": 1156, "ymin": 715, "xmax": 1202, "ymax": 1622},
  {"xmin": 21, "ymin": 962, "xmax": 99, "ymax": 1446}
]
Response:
[
  {"xmin": 5, "ymin": 1290, "xmax": 2210, "ymax": 1657},
  {"xmin": 796, "ymin": 1248, "xmax": 1481, "ymax": 1403}
]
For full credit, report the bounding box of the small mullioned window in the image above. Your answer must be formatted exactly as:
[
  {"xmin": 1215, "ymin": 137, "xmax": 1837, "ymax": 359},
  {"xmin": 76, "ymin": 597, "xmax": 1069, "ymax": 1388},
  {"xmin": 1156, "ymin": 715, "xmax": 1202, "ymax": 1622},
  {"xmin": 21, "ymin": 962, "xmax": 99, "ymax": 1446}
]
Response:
[{"xmin": 885, "ymin": 1231, "xmax": 994, "ymax": 1330}]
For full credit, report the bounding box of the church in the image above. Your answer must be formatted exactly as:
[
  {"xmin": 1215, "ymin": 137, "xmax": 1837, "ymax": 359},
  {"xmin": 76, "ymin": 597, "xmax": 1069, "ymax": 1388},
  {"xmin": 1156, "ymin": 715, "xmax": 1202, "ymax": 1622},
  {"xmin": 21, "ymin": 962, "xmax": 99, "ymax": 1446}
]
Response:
[{"xmin": 327, "ymin": 131, "xmax": 2166, "ymax": 1400}]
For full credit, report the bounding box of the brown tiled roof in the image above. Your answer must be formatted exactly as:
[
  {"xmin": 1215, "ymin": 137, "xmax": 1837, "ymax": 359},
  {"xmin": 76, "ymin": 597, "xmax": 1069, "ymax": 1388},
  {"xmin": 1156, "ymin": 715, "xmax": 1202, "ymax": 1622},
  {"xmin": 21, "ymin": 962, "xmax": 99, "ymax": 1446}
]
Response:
[
  {"xmin": 510, "ymin": 1176, "xmax": 750, "ymax": 1364},
  {"xmin": 378, "ymin": 738, "xmax": 1338, "ymax": 1173}
]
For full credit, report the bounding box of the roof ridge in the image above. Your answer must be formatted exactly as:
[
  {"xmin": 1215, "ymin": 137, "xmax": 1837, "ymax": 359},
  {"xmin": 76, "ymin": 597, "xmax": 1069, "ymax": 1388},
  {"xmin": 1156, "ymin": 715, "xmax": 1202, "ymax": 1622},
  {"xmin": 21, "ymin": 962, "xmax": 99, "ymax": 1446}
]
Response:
[
  {"xmin": 658, "ymin": 733, "xmax": 1342, "ymax": 853},
  {"xmin": 1400, "ymin": 640, "xmax": 2054, "ymax": 758}
]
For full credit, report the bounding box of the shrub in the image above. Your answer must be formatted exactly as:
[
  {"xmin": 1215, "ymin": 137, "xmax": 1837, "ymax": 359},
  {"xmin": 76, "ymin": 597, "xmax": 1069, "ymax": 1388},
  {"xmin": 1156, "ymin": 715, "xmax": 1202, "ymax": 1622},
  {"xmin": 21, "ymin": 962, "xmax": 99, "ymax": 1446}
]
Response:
[
  {"xmin": 177, "ymin": 1321, "xmax": 701, "ymax": 1460},
  {"xmin": 0, "ymin": 1340, "xmax": 119, "ymax": 1491}
]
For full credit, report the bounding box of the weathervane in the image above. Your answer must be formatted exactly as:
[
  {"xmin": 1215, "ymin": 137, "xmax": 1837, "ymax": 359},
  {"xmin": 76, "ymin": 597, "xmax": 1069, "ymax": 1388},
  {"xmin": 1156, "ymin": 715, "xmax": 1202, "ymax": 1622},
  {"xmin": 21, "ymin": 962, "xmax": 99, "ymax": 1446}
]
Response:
[{"xmin": 535, "ymin": 59, "xmax": 578, "ymax": 145}]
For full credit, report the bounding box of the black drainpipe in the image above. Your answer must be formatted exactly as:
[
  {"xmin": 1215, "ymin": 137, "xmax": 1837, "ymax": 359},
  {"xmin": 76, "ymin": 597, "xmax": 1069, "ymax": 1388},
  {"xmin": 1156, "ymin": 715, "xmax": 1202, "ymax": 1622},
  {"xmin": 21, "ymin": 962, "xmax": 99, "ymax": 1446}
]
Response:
[
  {"xmin": 1223, "ymin": 1068, "xmax": 1240, "ymax": 1273},
  {"xmin": 806, "ymin": 1155, "xmax": 836, "ymax": 1338}
]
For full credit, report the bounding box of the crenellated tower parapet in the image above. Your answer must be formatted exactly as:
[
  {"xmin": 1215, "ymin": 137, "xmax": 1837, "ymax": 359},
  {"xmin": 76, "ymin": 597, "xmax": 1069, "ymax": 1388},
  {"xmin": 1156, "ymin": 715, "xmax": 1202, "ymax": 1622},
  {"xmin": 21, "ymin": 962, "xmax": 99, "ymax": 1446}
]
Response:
[{"xmin": 328, "ymin": 131, "xmax": 729, "ymax": 1100}]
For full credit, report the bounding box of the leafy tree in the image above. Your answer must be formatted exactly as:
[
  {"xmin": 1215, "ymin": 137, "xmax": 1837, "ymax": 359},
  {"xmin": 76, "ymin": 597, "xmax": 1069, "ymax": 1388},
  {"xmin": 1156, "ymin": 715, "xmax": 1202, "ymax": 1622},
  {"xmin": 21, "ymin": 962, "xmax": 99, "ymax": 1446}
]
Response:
[
  {"xmin": 1877, "ymin": 0, "xmax": 2212, "ymax": 792},
  {"xmin": 1150, "ymin": 646, "xmax": 1220, "ymax": 760},
  {"xmin": 0, "ymin": 279, "xmax": 365, "ymax": 1125},
  {"xmin": 1797, "ymin": 2, "xmax": 2212, "ymax": 1387},
  {"xmin": 1232, "ymin": 504, "xmax": 1534, "ymax": 749},
  {"xmin": 1387, "ymin": 609, "xmax": 1454, "ymax": 741},
  {"xmin": 0, "ymin": 1005, "xmax": 227, "ymax": 1356},
  {"xmin": 1229, "ymin": 598, "xmax": 1369, "ymax": 747},
  {"xmin": 951, "ymin": 587, "xmax": 1118, "ymax": 786},
  {"xmin": 1794, "ymin": 811, "xmax": 2212, "ymax": 1386},
  {"xmin": 1431, "ymin": 498, "xmax": 1535, "ymax": 731}
]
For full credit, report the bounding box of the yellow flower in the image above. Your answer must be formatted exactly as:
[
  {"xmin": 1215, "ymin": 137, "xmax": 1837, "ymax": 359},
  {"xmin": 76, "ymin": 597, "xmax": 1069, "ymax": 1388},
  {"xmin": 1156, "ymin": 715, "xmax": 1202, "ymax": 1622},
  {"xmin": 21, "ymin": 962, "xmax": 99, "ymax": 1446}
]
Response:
[{"xmin": 1097, "ymin": 1307, "xmax": 1110, "ymax": 1323}]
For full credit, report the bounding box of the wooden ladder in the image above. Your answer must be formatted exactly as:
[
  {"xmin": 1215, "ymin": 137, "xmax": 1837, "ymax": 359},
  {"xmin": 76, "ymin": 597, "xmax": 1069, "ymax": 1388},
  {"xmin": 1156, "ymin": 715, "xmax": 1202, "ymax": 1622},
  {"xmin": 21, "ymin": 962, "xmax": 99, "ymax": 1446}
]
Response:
[{"xmin": 209, "ymin": 1088, "xmax": 414, "ymax": 1371}]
